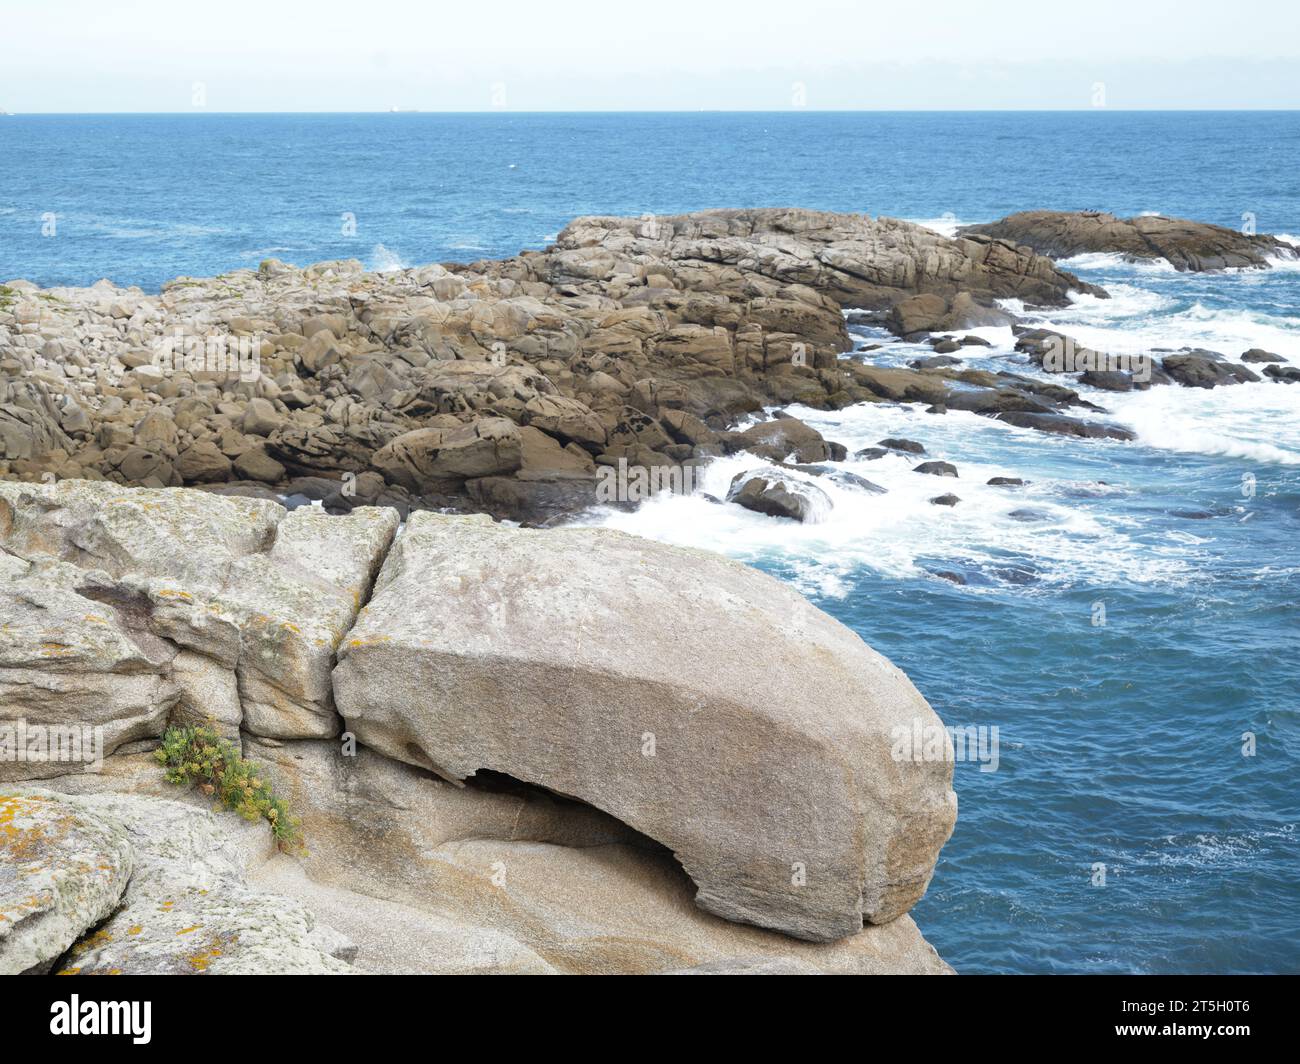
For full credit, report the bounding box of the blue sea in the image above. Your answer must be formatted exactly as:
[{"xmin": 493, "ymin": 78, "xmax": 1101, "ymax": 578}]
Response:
[{"xmin": 2, "ymin": 112, "xmax": 1297, "ymax": 974}]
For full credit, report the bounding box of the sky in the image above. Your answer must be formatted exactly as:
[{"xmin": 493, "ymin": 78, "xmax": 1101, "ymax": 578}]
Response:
[{"xmin": 2, "ymin": 0, "xmax": 1299, "ymax": 112}]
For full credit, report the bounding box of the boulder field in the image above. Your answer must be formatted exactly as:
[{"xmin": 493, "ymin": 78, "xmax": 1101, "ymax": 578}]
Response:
[
  {"xmin": 4, "ymin": 208, "xmax": 1294, "ymax": 526},
  {"xmin": 0, "ymin": 208, "xmax": 1103, "ymax": 524},
  {"xmin": 1, "ymin": 479, "xmax": 957, "ymax": 974}
]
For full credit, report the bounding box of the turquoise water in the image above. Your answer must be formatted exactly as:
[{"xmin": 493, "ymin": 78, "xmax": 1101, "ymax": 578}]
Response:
[{"xmin": 2, "ymin": 112, "xmax": 1297, "ymax": 972}]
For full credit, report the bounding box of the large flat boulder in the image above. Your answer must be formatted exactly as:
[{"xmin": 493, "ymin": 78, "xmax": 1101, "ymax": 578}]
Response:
[{"xmin": 334, "ymin": 512, "xmax": 957, "ymax": 942}]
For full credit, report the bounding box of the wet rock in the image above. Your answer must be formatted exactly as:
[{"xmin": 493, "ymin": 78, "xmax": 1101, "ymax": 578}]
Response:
[
  {"xmin": 878, "ymin": 437, "xmax": 927, "ymax": 455},
  {"xmin": 1079, "ymin": 370, "xmax": 1134, "ymax": 392},
  {"xmin": 1161, "ymin": 354, "xmax": 1260, "ymax": 389},
  {"xmin": 910, "ymin": 355, "xmax": 961, "ymax": 370},
  {"xmin": 1241, "ymin": 349, "xmax": 1286, "ymax": 364},
  {"xmin": 988, "ymin": 477, "xmax": 1026, "ymax": 487},
  {"xmin": 736, "ymin": 416, "xmax": 839, "ymax": 464},
  {"xmin": 992, "ymin": 411, "xmax": 1136, "ymax": 441},
  {"xmin": 1264, "ymin": 365, "xmax": 1300, "ymax": 383},
  {"xmin": 929, "ymin": 494, "xmax": 960, "ymax": 507},
  {"xmin": 914, "ymin": 461, "xmax": 958, "ymax": 477},
  {"xmin": 727, "ymin": 472, "xmax": 832, "ymax": 523},
  {"xmin": 779, "ymin": 463, "xmax": 886, "ymax": 495}
]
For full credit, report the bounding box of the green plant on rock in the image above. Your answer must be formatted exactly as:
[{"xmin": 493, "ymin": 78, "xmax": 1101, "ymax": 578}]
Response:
[{"xmin": 154, "ymin": 725, "xmax": 304, "ymax": 853}]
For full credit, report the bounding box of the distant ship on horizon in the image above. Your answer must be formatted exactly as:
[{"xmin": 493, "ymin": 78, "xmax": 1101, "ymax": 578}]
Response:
[{"xmin": 388, "ymin": 106, "xmax": 420, "ymax": 113}]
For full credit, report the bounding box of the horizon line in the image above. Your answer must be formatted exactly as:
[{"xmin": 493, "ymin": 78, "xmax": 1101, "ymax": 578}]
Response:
[{"xmin": 4, "ymin": 107, "xmax": 1300, "ymax": 116}]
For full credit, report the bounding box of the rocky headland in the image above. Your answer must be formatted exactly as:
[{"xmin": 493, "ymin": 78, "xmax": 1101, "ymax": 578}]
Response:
[
  {"xmin": 3, "ymin": 208, "xmax": 1293, "ymax": 529},
  {"xmin": 1, "ymin": 208, "xmax": 1111, "ymax": 526}
]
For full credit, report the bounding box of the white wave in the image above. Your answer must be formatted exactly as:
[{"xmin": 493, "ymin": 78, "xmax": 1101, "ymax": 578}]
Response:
[
  {"xmin": 574, "ymin": 404, "xmax": 1198, "ymax": 594},
  {"xmin": 1059, "ymin": 251, "xmax": 1179, "ymax": 274},
  {"xmin": 1030, "ymin": 288, "xmax": 1300, "ymax": 363},
  {"xmin": 908, "ymin": 215, "xmax": 978, "ymax": 239},
  {"xmin": 1104, "ymin": 384, "xmax": 1300, "ymax": 465},
  {"xmin": 369, "ymin": 244, "xmax": 406, "ymax": 272}
]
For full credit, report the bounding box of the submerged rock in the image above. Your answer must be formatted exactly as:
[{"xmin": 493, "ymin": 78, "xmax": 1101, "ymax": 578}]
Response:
[{"xmin": 993, "ymin": 411, "xmax": 1136, "ymax": 441}]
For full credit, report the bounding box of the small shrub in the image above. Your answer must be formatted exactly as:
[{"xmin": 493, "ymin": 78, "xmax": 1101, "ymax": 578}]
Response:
[{"xmin": 155, "ymin": 725, "xmax": 304, "ymax": 853}]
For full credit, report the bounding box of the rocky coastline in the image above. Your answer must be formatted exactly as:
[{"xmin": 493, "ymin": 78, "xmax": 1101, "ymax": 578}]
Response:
[
  {"xmin": 2, "ymin": 208, "xmax": 1292, "ymax": 529},
  {"xmin": 2, "ymin": 479, "xmax": 956, "ymax": 974},
  {"xmin": 3, "ymin": 208, "xmax": 1296, "ymax": 975}
]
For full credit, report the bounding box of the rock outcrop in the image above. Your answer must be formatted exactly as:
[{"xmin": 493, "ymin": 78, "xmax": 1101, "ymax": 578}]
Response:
[
  {"xmin": 0, "ymin": 791, "xmax": 133, "ymax": 973},
  {"xmin": 0, "ymin": 480, "xmax": 398, "ymax": 769},
  {"xmin": 334, "ymin": 511, "xmax": 957, "ymax": 942},
  {"xmin": 1, "ymin": 473, "xmax": 957, "ymax": 973},
  {"xmin": 2, "ymin": 789, "xmax": 353, "ymax": 974},
  {"xmin": 0, "ymin": 209, "xmax": 1101, "ymax": 523},
  {"xmin": 960, "ymin": 211, "xmax": 1299, "ymax": 272},
  {"xmin": 242, "ymin": 738, "xmax": 952, "ymax": 974}
]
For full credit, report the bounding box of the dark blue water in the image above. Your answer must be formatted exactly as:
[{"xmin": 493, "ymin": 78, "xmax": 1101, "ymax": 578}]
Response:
[
  {"xmin": 3, "ymin": 111, "xmax": 1299, "ymax": 289},
  {"xmin": 2, "ymin": 112, "xmax": 1297, "ymax": 973}
]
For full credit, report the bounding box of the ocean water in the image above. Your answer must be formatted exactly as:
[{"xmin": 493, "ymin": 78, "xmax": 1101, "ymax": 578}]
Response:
[{"xmin": 2, "ymin": 112, "xmax": 1297, "ymax": 973}]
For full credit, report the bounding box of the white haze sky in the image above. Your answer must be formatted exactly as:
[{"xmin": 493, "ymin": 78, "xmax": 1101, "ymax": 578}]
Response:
[{"xmin": 2, "ymin": 0, "xmax": 1299, "ymax": 112}]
